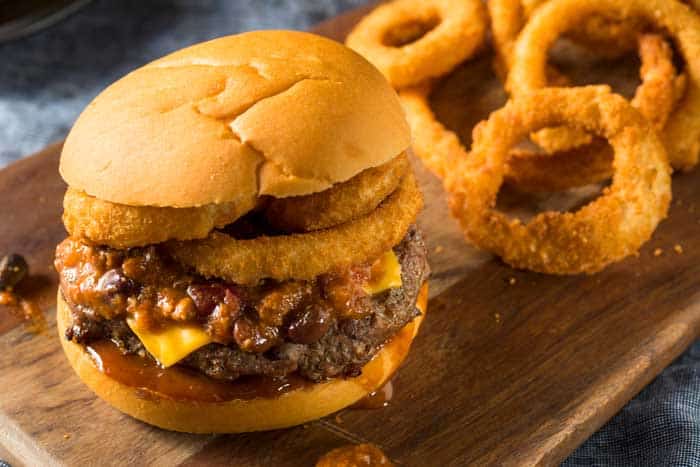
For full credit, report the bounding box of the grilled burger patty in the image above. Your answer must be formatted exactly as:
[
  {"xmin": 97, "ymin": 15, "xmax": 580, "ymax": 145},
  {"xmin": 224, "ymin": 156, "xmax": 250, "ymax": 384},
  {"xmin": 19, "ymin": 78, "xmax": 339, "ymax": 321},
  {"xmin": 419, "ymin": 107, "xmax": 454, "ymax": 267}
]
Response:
[{"xmin": 58, "ymin": 227, "xmax": 429, "ymax": 382}]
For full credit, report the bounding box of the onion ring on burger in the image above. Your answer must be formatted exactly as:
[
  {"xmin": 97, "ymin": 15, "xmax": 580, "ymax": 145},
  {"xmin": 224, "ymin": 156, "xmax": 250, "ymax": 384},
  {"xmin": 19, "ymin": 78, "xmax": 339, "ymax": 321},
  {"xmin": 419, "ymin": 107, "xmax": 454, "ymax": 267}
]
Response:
[
  {"xmin": 63, "ymin": 188, "xmax": 257, "ymax": 248},
  {"xmin": 345, "ymin": 0, "xmax": 487, "ymax": 88},
  {"xmin": 167, "ymin": 172, "xmax": 423, "ymax": 285},
  {"xmin": 445, "ymin": 87, "xmax": 671, "ymax": 275},
  {"xmin": 265, "ymin": 153, "xmax": 409, "ymax": 232},
  {"xmin": 508, "ymin": 0, "xmax": 700, "ymax": 171}
]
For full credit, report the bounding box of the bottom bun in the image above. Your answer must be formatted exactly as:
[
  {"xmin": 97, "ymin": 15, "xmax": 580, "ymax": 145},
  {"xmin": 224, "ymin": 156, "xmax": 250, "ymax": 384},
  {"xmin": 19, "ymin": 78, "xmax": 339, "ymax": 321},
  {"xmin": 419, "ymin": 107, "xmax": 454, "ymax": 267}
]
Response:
[{"xmin": 57, "ymin": 283, "xmax": 428, "ymax": 433}]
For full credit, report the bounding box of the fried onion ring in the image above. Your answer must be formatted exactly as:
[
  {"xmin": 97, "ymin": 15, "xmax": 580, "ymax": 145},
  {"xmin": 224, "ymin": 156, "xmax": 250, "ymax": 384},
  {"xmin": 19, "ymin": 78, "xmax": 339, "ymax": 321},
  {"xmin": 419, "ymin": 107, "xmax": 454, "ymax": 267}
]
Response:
[
  {"xmin": 63, "ymin": 189, "xmax": 257, "ymax": 249},
  {"xmin": 400, "ymin": 83, "xmax": 615, "ymax": 191},
  {"xmin": 345, "ymin": 0, "xmax": 487, "ymax": 88},
  {"xmin": 490, "ymin": 0, "xmax": 643, "ymax": 75},
  {"xmin": 445, "ymin": 87, "xmax": 671, "ymax": 275},
  {"xmin": 400, "ymin": 51, "xmax": 671, "ymax": 193},
  {"xmin": 167, "ymin": 172, "xmax": 423, "ymax": 285},
  {"xmin": 265, "ymin": 154, "xmax": 409, "ymax": 232},
  {"xmin": 508, "ymin": 0, "xmax": 700, "ymax": 171},
  {"xmin": 529, "ymin": 33, "xmax": 683, "ymax": 155}
]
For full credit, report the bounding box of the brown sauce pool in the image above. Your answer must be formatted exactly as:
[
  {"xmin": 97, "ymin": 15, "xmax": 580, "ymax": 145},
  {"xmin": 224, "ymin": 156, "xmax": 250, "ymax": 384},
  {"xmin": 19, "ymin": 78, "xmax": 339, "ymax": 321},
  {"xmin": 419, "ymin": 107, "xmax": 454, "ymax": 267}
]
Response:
[
  {"xmin": 86, "ymin": 340, "xmax": 310, "ymax": 403},
  {"xmin": 351, "ymin": 380, "xmax": 394, "ymax": 409}
]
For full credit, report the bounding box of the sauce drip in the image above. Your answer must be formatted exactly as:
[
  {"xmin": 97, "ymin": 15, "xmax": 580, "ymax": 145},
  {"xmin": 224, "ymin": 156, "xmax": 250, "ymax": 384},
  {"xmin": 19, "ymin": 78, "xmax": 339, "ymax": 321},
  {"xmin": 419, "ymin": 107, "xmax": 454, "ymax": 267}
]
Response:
[
  {"xmin": 316, "ymin": 444, "xmax": 394, "ymax": 466},
  {"xmin": 86, "ymin": 340, "xmax": 309, "ymax": 403},
  {"xmin": 351, "ymin": 380, "xmax": 394, "ymax": 409},
  {"xmin": 0, "ymin": 291, "xmax": 46, "ymax": 334}
]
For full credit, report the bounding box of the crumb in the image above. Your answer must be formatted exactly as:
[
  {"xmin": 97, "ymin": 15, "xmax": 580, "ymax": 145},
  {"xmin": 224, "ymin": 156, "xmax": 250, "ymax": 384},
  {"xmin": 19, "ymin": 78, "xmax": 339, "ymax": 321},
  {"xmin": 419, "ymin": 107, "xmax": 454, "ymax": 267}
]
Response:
[
  {"xmin": 494, "ymin": 312, "xmax": 501, "ymax": 323},
  {"xmin": 39, "ymin": 196, "xmax": 46, "ymax": 203},
  {"xmin": 434, "ymin": 245, "xmax": 444, "ymax": 254},
  {"xmin": 654, "ymin": 248, "xmax": 663, "ymax": 257},
  {"xmin": 508, "ymin": 277, "xmax": 516, "ymax": 285},
  {"xmin": 63, "ymin": 433, "xmax": 71, "ymax": 440},
  {"xmin": 674, "ymin": 244, "xmax": 683, "ymax": 254},
  {"xmin": 0, "ymin": 291, "xmax": 17, "ymax": 306},
  {"xmin": 335, "ymin": 414, "xmax": 343, "ymax": 424}
]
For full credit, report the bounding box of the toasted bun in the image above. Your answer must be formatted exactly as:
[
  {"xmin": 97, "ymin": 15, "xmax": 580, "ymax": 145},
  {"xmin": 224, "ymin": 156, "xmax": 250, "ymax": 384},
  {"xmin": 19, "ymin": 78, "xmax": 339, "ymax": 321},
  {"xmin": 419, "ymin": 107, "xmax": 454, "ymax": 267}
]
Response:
[
  {"xmin": 60, "ymin": 30, "xmax": 410, "ymax": 208},
  {"xmin": 57, "ymin": 284, "xmax": 427, "ymax": 433}
]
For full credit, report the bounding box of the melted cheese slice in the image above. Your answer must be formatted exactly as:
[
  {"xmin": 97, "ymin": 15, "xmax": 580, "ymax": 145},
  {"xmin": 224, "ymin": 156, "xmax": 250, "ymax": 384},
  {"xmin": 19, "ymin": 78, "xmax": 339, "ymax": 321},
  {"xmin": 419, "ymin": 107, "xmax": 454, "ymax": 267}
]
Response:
[
  {"xmin": 126, "ymin": 317, "xmax": 212, "ymax": 368},
  {"xmin": 365, "ymin": 250, "xmax": 403, "ymax": 295},
  {"xmin": 126, "ymin": 250, "xmax": 402, "ymax": 367}
]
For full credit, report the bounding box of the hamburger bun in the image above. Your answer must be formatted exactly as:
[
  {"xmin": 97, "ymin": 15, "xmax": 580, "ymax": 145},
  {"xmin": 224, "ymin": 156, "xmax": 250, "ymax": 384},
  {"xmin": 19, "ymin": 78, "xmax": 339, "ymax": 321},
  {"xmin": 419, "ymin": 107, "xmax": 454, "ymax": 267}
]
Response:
[
  {"xmin": 60, "ymin": 30, "xmax": 411, "ymax": 209},
  {"xmin": 57, "ymin": 285, "xmax": 427, "ymax": 433}
]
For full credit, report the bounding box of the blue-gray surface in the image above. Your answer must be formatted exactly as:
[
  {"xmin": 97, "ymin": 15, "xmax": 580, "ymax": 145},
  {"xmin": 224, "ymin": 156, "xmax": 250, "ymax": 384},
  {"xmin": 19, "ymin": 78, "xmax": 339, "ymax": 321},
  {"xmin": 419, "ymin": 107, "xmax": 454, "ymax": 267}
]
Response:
[{"xmin": 1, "ymin": 1, "xmax": 699, "ymax": 466}]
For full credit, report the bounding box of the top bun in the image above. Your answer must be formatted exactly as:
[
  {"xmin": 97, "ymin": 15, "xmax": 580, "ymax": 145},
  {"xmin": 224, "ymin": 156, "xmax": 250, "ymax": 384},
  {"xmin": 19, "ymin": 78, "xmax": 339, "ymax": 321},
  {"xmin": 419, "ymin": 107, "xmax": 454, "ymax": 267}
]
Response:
[{"xmin": 60, "ymin": 30, "xmax": 410, "ymax": 208}]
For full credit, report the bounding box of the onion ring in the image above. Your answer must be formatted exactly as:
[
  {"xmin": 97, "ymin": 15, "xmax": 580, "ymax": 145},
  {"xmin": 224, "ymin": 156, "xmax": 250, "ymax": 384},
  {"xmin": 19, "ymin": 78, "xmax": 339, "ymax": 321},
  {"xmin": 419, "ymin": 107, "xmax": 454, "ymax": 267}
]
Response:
[
  {"xmin": 530, "ymin": 33, "xmax": 683, "ymax": 155},
  {"xmin": 490, "ymin": 0, "xmax": 643, "ymax": 75},
  {"xmin": 345, "ymin": 0, "xmax": 487, "ymax": 88},
  {"xmin": 400, "ymin": 38, "xmax": 677, "ymax": 192},
  {"xmin": 62, "ymin": 188, "xmax": 257, "ymax": 249},
  {"xmin": 508, "ymin": 0, "xmax": 700, "ymax": 171},
  {"xmin": 265, "ymin": 154, "xmax": 409, "ymax": 232},
  {"xmin": 445, "ymin": 87, "xmax": 671, "ymax": 275},
  {"xmin": 167, "ymin": 172, "xmax": 423, "ymax": 285},
  {"xmin": 400, "ymin": 83, "xmax": 614, "ymax": 191}
]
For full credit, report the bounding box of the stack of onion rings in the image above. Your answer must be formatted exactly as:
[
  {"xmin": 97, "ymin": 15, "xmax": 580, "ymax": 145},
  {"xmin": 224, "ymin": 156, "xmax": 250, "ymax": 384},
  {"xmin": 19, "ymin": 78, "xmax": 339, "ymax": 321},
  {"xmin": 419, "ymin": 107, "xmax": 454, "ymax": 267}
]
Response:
[
  {"xmin": 444, "ymin": 87, "xmax": 671, "ymax": 274},
  {"xmin": 345, "ymin": 0, "xmax": 487, "ymax": 88},
  {"xmin": 508, "ymin": 0, "xmax": 700, "ymax": 171},
  {"xmin": 265, "ymin": 154, "xmax": 409, "ymax": 232},
  {"xmin": 167, "ymin": 172, "xmax": 423, "ymax": 285}
]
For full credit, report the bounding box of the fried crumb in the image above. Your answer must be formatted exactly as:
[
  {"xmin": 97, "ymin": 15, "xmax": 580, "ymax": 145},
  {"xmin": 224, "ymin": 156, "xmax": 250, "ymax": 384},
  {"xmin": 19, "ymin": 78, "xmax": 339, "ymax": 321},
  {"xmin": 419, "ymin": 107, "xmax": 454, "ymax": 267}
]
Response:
[
  {"xmin": 508, "ymin": 277, "xmax": 517, "ymax": 285},
  {"xmin": 494, "ymin": 312, "xmax": 501, "ymax": 323},
  {"xmin": 434, "ymin": 245, "xmax": 444, "ymax": 254},
  {"xmin": 674, "ymin": 244, "xmax": 684, "ymax": 254},
  {"xmin": 654, "ymin": 248, "xmax": 663, "ymax": 257},
  {"xmin": 0, "ymin": 291, "xmax": 17, "ymax": 306},
  {"xmin": 63, "ymin": 433, "xmax": 71, "ymax": 440}
]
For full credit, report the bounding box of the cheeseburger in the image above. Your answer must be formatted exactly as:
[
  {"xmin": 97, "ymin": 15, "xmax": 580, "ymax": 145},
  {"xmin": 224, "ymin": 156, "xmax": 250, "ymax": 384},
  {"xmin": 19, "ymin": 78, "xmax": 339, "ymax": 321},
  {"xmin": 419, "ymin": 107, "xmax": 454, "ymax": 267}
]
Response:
[{"xmin": 54, "ymin": 30, "xmax": 429, "ymax": 433}]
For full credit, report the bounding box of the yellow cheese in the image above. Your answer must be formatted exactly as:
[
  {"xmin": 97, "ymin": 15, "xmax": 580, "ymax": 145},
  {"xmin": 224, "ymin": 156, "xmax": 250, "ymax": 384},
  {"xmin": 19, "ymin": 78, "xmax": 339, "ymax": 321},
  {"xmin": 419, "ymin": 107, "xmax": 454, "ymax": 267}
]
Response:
[
  {"xmin": 126, "ymin": 318, "xmax": 212, "ymax": 368},
  {"xmin": 365, "ymin": 250, "xmax": 403, "ymax": 295}
]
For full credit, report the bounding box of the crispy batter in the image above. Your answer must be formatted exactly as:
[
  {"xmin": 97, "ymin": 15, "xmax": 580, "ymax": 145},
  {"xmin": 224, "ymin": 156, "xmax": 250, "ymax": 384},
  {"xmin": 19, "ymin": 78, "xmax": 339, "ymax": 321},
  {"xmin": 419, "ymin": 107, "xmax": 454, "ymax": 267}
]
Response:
[
  {"xmin": 444, "ymin": 87, "xmax": 671, "ymax": 275},
  {"xmin": 508, "ymin": 0, "xmax": 700, "ymax": 171},
  {"xmin": 505, "ymin": 142, "xmax": 614, "ymax": 192},
  {"xmin": 63, "ymin": 189, "xmax": 257, "ymax": 248},
  {"xmin": 345, "ymin": 0, "xmax": 487, "ymax": 88},
  {"xmin": 265, "ymin": 154, "xmax": 409, "ymax": 232},
  {"xmin": 167, "ymin": 172, "xmax": 423, "ymax": 285}
]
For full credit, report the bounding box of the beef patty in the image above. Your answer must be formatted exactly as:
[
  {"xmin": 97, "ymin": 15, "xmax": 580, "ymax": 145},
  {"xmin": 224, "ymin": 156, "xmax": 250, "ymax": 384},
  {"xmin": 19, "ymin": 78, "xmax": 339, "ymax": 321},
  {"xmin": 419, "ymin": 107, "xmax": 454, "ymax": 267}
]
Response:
[{"xmin": 61, "ymin": 227, "xmax": 429, "ymax": 382}]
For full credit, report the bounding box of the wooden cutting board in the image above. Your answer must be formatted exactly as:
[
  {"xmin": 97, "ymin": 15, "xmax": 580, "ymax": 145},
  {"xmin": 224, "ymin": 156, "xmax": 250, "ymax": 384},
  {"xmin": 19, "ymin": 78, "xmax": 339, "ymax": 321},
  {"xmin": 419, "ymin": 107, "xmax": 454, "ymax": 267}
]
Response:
[{"xmin": 2, "ymin": 6, "xmax": 700, "ymax": 466}]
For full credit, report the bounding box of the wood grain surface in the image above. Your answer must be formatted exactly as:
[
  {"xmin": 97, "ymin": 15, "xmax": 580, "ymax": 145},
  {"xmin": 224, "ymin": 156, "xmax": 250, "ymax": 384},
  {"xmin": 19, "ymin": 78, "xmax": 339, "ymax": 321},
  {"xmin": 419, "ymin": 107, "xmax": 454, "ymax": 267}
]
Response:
[{"xmin": 1, "ymin": 5, "xmax": 700, "ymax": 466}]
